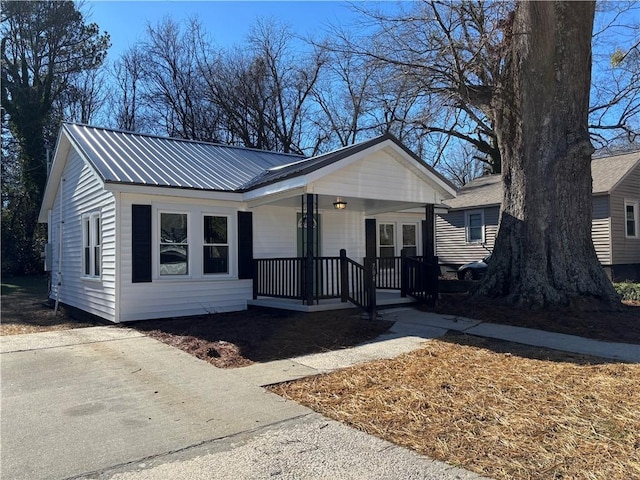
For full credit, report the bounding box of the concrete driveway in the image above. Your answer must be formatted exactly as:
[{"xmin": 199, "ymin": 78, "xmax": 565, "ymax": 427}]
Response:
[
  {"xmin": 1, "ymin": 327, "xmax": 310, "ymax": 480},
  {"xmin": 1, "ymin": 322, "xmax": 487, "ymax": 480}
]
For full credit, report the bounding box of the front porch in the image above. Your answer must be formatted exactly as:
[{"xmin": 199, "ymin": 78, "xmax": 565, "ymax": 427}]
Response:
[{"xmin": 249, "ymin": 251, "xmax": 439, "ymax": 318}]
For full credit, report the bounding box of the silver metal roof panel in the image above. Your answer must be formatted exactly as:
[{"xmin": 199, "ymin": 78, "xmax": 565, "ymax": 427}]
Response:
[{"xmin": 63, "ymin": 123, "xmax": 306, "ymax": 192}]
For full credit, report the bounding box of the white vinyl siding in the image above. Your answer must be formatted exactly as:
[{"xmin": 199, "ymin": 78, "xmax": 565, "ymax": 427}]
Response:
[
  {"xmin": 49, "ymin": 150, "xmax": 116, "ymax": 322},
  {"xmin": 118, "ymin": 193, "xmax": 248, "ymax": 322},
  {"xmin": 312, "ymin": 149, "xmax": 448, "ymax": 205}
]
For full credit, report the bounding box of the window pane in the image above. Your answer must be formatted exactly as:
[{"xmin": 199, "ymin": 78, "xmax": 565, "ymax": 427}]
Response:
[
  {"xmin": 84, "ymin": 219, "xmax": 90, "ymax": 247},
  {"xmin": 403, "ymin": 246, "xmax": 417, "ymax": 257},
  {"xmin": 94, "ymin": 246, "xmax": 100, "ymax": 276},
  {"xmin": 95, "ymin": 217, "xmax": 100, "ymax": 246},
  {"xmin": 160, "ymin": 245, "xmax": 188, "ymax": 275},
  {"xmin": 204, "ymin": 246, "xmax": 229, "ymax": 274},
  {"xmin": 84, "ymin": 247, "xmax": 90, "ymax": 275},
  {"xmin": 204, "ymin": 216, "xmax": 227, "ymax": 244},
  {"xmin": 161, "ymin": 213, "xmax": 187, "ymax": 243},
  {"xmin": 402, "ymin": 225, "xmax": 416, "ymax": 247},
  {"xmin": 626, "ymin": 205, "xmax": 635, "ymax": 220},
  {"xmin": 380, "ymin": 246, "xmax": 395, "ymax": 258},
  {"xmin": 469, "ymin": 226, "xmax": 482, "ymax": 242},
  {"xmin": 469, "ymin": 214, "xmax": 482, "ymax": 228},
  {"xmin": 379, "ymin": 224, "xmax": 395, "ymax": 246}
]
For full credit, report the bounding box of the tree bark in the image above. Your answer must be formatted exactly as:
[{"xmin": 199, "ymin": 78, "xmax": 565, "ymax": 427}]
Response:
[{"xmin": 477, "ymin": 1, "xmax": 620, "ymax": 309}]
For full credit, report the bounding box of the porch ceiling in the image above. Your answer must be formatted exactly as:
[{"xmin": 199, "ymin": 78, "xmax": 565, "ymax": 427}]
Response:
[{"xmin": 252, "ymin": 193, "xmax": 426, "ymax": 215}]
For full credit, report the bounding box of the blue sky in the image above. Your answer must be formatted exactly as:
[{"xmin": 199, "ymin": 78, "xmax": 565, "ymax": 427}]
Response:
[{"xmin": 87, "ymin": 1, "xmax": 363, "ymax": 57}]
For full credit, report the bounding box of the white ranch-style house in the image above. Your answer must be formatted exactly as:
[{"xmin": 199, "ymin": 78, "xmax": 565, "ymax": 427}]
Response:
[{"xmin": 39, "ymin": 123, "xmax": 456, "ymax": 322}]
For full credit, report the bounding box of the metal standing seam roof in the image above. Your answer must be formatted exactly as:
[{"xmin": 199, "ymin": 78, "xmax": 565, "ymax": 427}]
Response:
[
  {"xmin": 443, "ymin": 150, "xmax": 640, "ymax": 210},
  {"xmin": 63, "ymin": 123, "xmax": 307, "ymax": 192}
]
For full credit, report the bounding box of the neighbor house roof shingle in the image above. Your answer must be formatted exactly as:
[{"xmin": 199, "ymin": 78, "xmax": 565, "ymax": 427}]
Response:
[{"xmin": 443, "ymin": 150, "xmax": 640, "ymax": 211}]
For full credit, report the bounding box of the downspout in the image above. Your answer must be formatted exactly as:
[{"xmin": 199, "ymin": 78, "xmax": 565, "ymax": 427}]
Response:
[{"xmin": 54, "ymin": 177, "xmax": 65, "ymax": 316}]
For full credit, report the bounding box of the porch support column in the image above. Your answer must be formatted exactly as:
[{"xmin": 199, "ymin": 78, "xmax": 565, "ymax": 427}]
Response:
[
  {"xmin": 423, "ymin": 204, "xmax": 435, "ymax": 259},
  {"xmin": 305, "ymin": 193, "xmax": 316, "ymax": 305}
]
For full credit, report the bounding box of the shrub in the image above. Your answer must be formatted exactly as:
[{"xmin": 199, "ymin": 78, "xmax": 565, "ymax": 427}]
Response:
[{"xmin": 615, "ymin": 282, "xmax": 640, "ymax": 302}]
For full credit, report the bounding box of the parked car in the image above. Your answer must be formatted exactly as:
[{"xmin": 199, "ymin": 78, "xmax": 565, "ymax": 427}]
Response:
[{"xmin": 457, "ymin": 255, "xmax": 491, "ymax": 281}]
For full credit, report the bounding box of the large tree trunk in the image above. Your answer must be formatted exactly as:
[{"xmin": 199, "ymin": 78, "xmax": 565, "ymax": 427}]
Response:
[{"xmin": 477, "ymin": 1, "xmax": 620, "ymax": 309}]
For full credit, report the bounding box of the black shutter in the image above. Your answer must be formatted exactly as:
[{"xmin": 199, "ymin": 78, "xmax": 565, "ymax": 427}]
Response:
[
  {"xmin": 132, "ymin": 204, "xmax": 152, "ymax": 283},
  {"xmin": 237, "ymin": 211, "xmax": 253, "ymax": 279},
  {"xmin": 365, "ymin": 218, "xmax": 377, "ymax": 260}
]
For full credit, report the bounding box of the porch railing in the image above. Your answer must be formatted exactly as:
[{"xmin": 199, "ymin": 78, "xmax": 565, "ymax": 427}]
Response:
[
  {"xmin": 253, "ymin": 256, "xmax": 342, "ymax": 303},
  {"xmin": 253, "ymin": 250, "xmax": 438, "ymax": 318},
  {"xmin": 402, "ymin": 255, "xmax": 439, "ymax": 307}
]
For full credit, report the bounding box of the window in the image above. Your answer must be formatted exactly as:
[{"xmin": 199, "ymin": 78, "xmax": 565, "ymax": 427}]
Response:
[
  {"xmin": 82, "ymin": 212, "xmax": 101, "ymax": 278},
  {"xmin": 160, "ymin": 212, "xmax": 188, "ymax": 275},
  {"xmin": 465, "ymin": 210, "xmax": 484, "ymax": 243},
  {"xmin": 402, "ymin": 224, "xmax": 417, "ymax": 256},
  {"xmin": 625, "ymin": 201, "xmax": 639, "ymax": 238},
  {"xmin": 379, "ymin": 224, "xmax": 395, "ymax": 257},
  {"xmin": 203, "ymin": 215, "xmax": 229, "ymax": 274}
]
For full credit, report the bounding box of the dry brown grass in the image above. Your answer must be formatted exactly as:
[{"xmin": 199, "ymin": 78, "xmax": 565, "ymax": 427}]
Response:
[{"xmin": 270, "ymin": 334, "xmax": 640, "ymax": 480}]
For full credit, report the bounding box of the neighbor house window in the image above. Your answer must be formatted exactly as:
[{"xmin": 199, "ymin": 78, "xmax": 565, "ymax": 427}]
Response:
[
  {"xmin": 160, "ymin": 212, "xmax": 188, "ymax": 275},
  {"xmin": 465, "ymin": 210, "xmax": 484, "ymax": 243},
  {"xmin": 82, "ymin": 212, "xmax": 101, "ymax": 278},
  {"xmin": 625, "ymin": 201, "xmax": 639, "ymax": 238},
  {"xmin": 203, "ymin": 215, "xmax": 229, "ymax": 274}
]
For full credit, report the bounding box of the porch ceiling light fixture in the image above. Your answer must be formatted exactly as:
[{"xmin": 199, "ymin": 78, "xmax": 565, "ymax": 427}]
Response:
[{"xmin": 333, "ymin": 198, "xmax": 347, "ymax": 210}]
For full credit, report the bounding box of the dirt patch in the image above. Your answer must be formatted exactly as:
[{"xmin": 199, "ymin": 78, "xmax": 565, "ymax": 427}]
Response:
[
  {"xmin": 129, "ymin": 309, "xmax": 394, "ymax": 368},
  {"xmin": 271, "ymin": 333, "xmax": 640, "ymax": 480},
  {"xmin": 426, "ymin": 292, "xmax": 640, "ymax": 344}
]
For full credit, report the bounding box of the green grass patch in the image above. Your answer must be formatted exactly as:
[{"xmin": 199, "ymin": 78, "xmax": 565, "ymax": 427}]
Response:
[
  {"xmin": 1, "ymin": 274, "xmax": 48, "ymax": 297},
  {"xmin": 615, "ymin": 282, "xmax": 640, "ymax": 302}
]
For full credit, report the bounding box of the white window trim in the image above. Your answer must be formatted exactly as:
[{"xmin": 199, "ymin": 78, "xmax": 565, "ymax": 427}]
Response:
[
  {"xmin": 158, "ymin": 210, "xmax": 191, "ymax": 278},
  {"xmin": 202, "ymin": 213, "xmax": 231, "ymax": 276},
  {"xmin": 81, "ymin": 211, "xmax": 101, "ymax": 280},
  {"xmin": 624, "ymin": 199, "xmax": 639, "ymax": 239},
  {"xmin": 377, "ymin": 221, "xmax": 421, "ymax": 257},
  {"xmin": 465, "ymin": 210, "xmax": 485, "ymax": 244}
]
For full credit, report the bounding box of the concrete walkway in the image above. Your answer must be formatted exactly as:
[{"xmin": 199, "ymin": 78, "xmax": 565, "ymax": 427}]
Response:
[{"xmin": 2, "ymin": 308, "xmax": 637, "ymax": 480}]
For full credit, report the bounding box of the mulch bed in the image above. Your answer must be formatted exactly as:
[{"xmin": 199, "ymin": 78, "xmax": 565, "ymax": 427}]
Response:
[
  {"xmin": 129, "ymin": 308, "xmax": 394, "ymax": 368},
  {"xmin": 426, "ymin": 292, "xmax": 640, "ymax": 345},
  {"xmin": 270, "ymin": 333, "xmax": 640, "ymax": 480}
]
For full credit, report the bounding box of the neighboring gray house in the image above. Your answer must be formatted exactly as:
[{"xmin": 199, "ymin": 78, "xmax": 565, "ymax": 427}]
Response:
[{"xmin": 436, "ymin": 151, "xmax": 640, "ymax": 281}]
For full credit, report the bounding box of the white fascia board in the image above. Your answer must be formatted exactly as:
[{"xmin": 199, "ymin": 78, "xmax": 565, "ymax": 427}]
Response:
[
  {"xmin": 38, "ymin": 133, "xmax": 70, "ymax": 222},
  {"xmin": 242, "ymin": 176, "xmax": 308, "ymax": 202},
  {"xmin": 104, "ymin": 183, "xmax": 244, "ymax": 202},
  {"xmin": 245, "ymin": 187, "xmax": 305, "ymax": 208}
]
